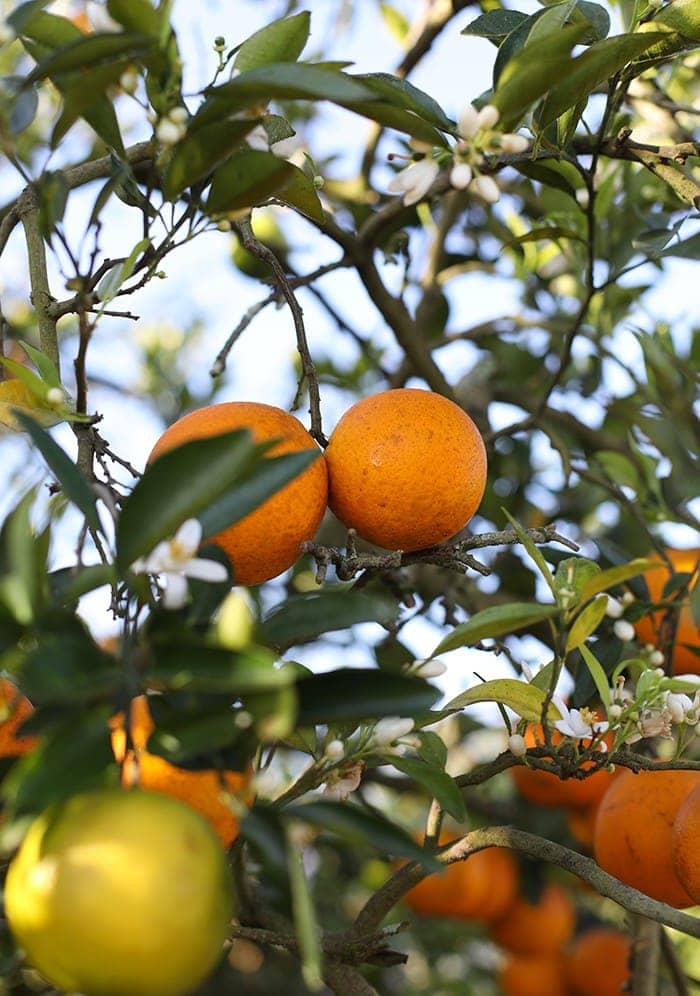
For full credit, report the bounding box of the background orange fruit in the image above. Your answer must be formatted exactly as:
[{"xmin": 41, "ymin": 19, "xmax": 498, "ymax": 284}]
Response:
[
  {"xmin": 324, "ymin": 389, "xmax": 487, "ymax": 551},
  {"xmin": 671, "ymin": 782, "xmax": 700, "ymax": 903},
  {"xmin": 593, "ymin": 768, "xmax": 700, "ymax": 907},
  {"xmin": 0, "ymin": 679, "xmax": 39, "ymax": 757},
  {"xmin": 404, "ymin": 838, "xmax": 518, "ymax": 922},
  {"xmin": 148, "ymin": 402, "xmax": 328, "ymax": 585},
  {"xmin": 490, "ymin": 883, "xmax": 575, "ymax": 955},
  {"xmin": 111, "ymin": 696, "xmax": 250, "ymax": 847},
  {"xmin": 510, "ymin": 724, "xmax": 614, "ymax": 809},
  {"xmin": 633, "ymin": 548, "xmax": 699, "ymax": 674},
  {"xmin": 499, "ymin": 952, "xmax": 567, "ymax": 996},
  {"xmin": 563, "ymin": 928, "xmax": 631, "ymax": 996}
]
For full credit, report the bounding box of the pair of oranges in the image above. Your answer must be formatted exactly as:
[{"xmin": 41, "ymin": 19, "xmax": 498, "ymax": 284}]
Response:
[{"xmin": 147, "ymin": 389, "xmax": 488, "ymax": 586}]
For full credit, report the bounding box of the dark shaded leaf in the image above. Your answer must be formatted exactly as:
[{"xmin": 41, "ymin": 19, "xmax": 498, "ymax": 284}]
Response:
[
  {"xmin": 163, "ymin": 117, "xmax": 258, "ymax": 199},
  {"xmin": 353, "ymin": 72, "xmax": 453, "ymax": 131},
  {"xmin": 206, "ymin": 149, "xmax": 295, "ymax": 213},
  {"xmin": 27, "ymin": 31, "xmax": 156, "ymax": 84},
  {"xmin": 462, "ymin": 9, "xmax": 529, "ymax": 43},
  {"xmin": 260, "ymin": 590, "xmax": 398, "ymax": 651},
  {"xmin": 275, "ymin": 164, "xmax": 324, "ymax": 223},
  {"xmin": 294, "ymin": 669, "xmax": 440, "ymax": 725},
  {"xmin": 107, "ymin": 0, "xmax": 160, "ymax": 35},
  {"xmin": 340, "ymin": 99, "xmax": 450, "ymax": 147},
  {"xmin": 146, "ymin": 642, "xmax": 289, "ymax": 694},
  {"xmin": 513, "ymin": 160, "xmax": 580, "ymax": 200},
  {"xmin": 390, "ymin": 755, "xmax": 466, "ymax": 821},
  {"xmin": 48, "ymin": 563, "xmax": 116, "ymax": 605}
]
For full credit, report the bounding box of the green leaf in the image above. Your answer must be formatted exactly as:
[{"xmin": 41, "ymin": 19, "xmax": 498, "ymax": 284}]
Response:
[
  {"xmin": 573, "ymin": 1, "xmax": 611, "ymax": 42},
  {"xmin": 295, "ymin": 669, "xmax": 440, "ymax": 725},
  {"xmin": 146, "ymin": 643, "xmax": 289, "ymax": 694},
  {"xmin": 15, "ymin": 414, "xmax": 101, "ymax": 534},
  {"xmin": 260, "ymin": 590, "xmax": 398, "ymax": 652},
  {"xmin": 0, "ymin": 493, "xmax": 48, "ymax": 626},
  {"xmin": 432, "ymin": 602, "xmax": 559, "ymax": 656},
  {"xmin": 262, "ymin": 114, "xmax": 295, "ymax": 146},
  {"xmin": 201, "ymin": 64, "xmax": 374, "ymax": 122},
  {"xmin": 198, "ymin": 450, "xmax": 320, "ymax": 540},
  {"xmin": 48, "ymin": 563, "xmax": 116, "ymax": 605},
  {"xmin": 144, "ymin": 697, "xmax": 256, "ymax": 764},
  {"xmin": 286, "ymin": 832, "xmax": 323, "ymax": 992},
  {"xmin": 7, "ymin": 1, "xmax": 52, "ymax": 35},
  {"xmin": 416, "ymin": 730, "xmax": 448, "ymax": 769},
  {"xmin": 234, "ymin": 12, "xmax": 311, "ymax": 73},
  {"xmin": 51, "ymin": 60, "xmax": 135, "ymax": 149},
  {"xmin": 18, "ymin": 627, "xmax": 121, "ymax": 706},
  {"xmin": 206, "ymin": 149, "xmax": 295, "ymax": 214},
  {"xmin": 27, "ymin": 32, "xmax": 156, "ymax": 84},
  {"xmin": 462, "ymin": 10, "xmax": 529, "ymax": 43},
  {"xmin": 274, "ymin": 163, "xmax": 324, "ymax": 223},
  {"xmin": 390, "ymin": 756, "xmax": 466, "ymax": 822},
  {"xmin": 492, "ymin": 23, "xmax": 589, "ymax": 130},
  {"xmin": 553, "ymin": 557, "xmax": 601, "ymax": 603},
  {"xmin": 340, "ymin": 99, "xmax": 450, "ymax": 147},
  {"xmin": 287, "ymin": 800, "xmax": 439, "ymax": 866},
  {"xmin": 538, "ymin": 32, "xmax": 669, "ymax": 128},
  {"xmin": 163, "ymin": 118, "xmax": 259, "ymax": 198},
  {"xmin": 96, "ymin": 238, "xmax": 151, "ymax": 306},
  {"xmin": 578, "ymin": 558, "xmax": 663, "ymax": 603},
  {"xmin": 1, "ymin": 708, "xmax": 117, "ymax": 817},
  {"xmin": 502, "ymin": 510, "xmax": 558, "ymax": 599},
  {"xmin": 444, "ymin": 678, "xmax": 562, "ymax": 722},
  {"xmin": 352, "ymin": 73, "xmax": 454, "ymax": 132},
  {"xmin": 17, "ymin": 341, "xmax": 62, "ymax": 390},
  {"xmin": 513, "ymin": 161, "xmax": 580, "ymax": 200},
  {"xmin": 107, "ymin": 0, "xmax": 160, "ymax": 35},
  {"xmin": 116, "ymin": 428, "xmax": 264, "ymax": 570},
  {"xmin": 15, "ymin": 8, "xmax": 82, "ymax": 45},
  {"xmin": 578, "ymin": 644, "xmax": 611, "ymax": 707},
  {"xmin": 508, "ymin": 226, "xmax": 585, "ymax": 246},
  {"xmin": 660, "ymin": 232, "xmax": 700, "ymax": 260},
  {"xmin": 380, "ymin": 3, "xmax": 411, "ymax": 42},
  {"xmin": 565, "ymin": 596, "xmax": 607, "ymax": 652},
  {"xmin": 654, "ymin": 0, "xmax": 700, "ymax": 41}
]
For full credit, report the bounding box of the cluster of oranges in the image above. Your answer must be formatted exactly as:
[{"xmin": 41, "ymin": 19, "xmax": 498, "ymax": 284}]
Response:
[
  {"xmin": 403, "ymin": 834, "xmax": 632, "ymax": 996},
  {"xmin": 148, "ymin": 389, "xmax": 488, "ymax": 585}
]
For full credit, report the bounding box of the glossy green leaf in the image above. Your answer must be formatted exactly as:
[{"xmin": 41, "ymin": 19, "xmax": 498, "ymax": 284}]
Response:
[
  {"xmin": 553, "ymin": 557, "xmax": 601, "ymax": 602},
  {"xmin": 18, "ymin": 628, "xmax": 121, "ymax": 705},
  {"xmin": 433, "ymin": 602, "xmax": 559, "ymax": 656},
  {"xmin": 27, "ymin": 32, "xmax": 156, "ymax": 84},
  {"xmin": 275, "ymin": 164, "xmax": 325, "ymax": 223},
  {"xmin": 51, "ymin": 59, "xmax": 134, "ymax": 148},
  {"xmin": 538, "ymin": 32, "xmax": 669, "ymax": 128},
  {"xmin": 654, "ymin": 0, "xmax": 700, "ymax": 41},
  {"xmin": 260, "ymin": 590, "xmax": 398, "ymax": 651},
  {"xmin": 201, "ymin": 64, "xmax": 374, "ymax": 123},
  {"xmin": 206, "ymin": 149, "xmax": 295, "ymax": 213},
  {"xmin": 573, "ymin": 1, "xmax": 611, "ymax": 42},
  {"xmin": 578, "ymin": 558, "xmax": 662, "ymax": 603},
  {"xmin": 294, "ymin": 669, "xmax": 440, "ymax": 725},
  {"xmin": 144, "ymin": 698, "xmax": 256, "ymax": 765},
  {"xmin": 15, "ymin": 414, "xmax": 101, "ymax": 534},
  {"xmin": 578, "ymin": 644, "xmax": 611, "ymax": 707},
  {"xmin": 513, "ymin": 160, "xmax": 580, "ymax": 200},
  {"xmin": 116, "ymin": 428, "xmax": 265, "ymax": 570},
  {"xmin": 287, "ymin": 800, "xmax": 439, "ymax": 866},
  {"xmin": 340, "ymin": 99, "xmax": 450, "ymax": 146},
  {"xmin": 162, "ymin": 117, "xmax": 258, "ymax": 198},
  {"xmin": 390, "ymin": 756, "xmax": 466, "ymax": 822},
  {"xmin": 48, "ymin": 563, "xmax": 116, "ymax": 605},
  {"xmin": 352, "ymin": 72, "xmax": 453, "ymax": 131},
  {"xmin": 444, "ymin": 678, "xmax": 562, "ymax": 722},
  {"xmin": 198, "ymin": 450, "xmax": 319, "ymax": 540},
  {"xmin": 462, "ymin": 9, "xmax": 529, "ymax": 43},
  {"xmin": 565, "ymin": 596, "xmax": 607, "ymax": 652},
  {"xmin": 492, "ymin": 23, "xmax": 589, "ymax": 129},
  {"xmin": 107, "ymin": 0, "xmax": 160, "ymax": 35},
  {"xmin": 502, "ymin": 510, "xmax": 558, "ymax": 599},
  {"xmin": 146, "ymin": 643, "xmax": 289, "ymax": 694},
  {"xmin": 234, "ymin": 12, "xmax": 311, "ymax": 72},
  {"xmin": 96, "ymin": 238, "xmax": 151, "ymax": 305},
  {"xmin": 7, "ymin": 1, "xmax": 53, "ymax": 35},
  {"xmin": 17, "ymin": 341, "xmax": 61, "ymax": 390},
  {"xmin": 416, "ymin": 730, "xmax": 448, "ymax": 769}
]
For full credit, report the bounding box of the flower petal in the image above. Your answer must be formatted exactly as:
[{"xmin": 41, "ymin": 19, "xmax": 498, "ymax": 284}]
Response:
[
  {"xmin": 175, "ymin": 518, "xmax": 202, "ymax": 553},
  {"xmin": 161, "ymin": 572, "xmax": 188, "ymax": 610},
  {"xmin": 184, "ymin": 557, "xmax": 229, "ymax": 583}
]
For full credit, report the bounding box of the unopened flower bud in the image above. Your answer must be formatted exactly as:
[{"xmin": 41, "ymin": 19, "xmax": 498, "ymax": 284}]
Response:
[
  {"xmin": 471, "ymin": 175, "xmax": 500, "ymax": 204},
  {"xmin": 508, "ymin": 733, "xmax": 527, "ymax": 757},
  {"xmin": 155, "ymin": 119, "xmax": 183, "ymax": 146},
  {"xmin": 0, "ymin": 24, "xmax": 17, "ymax": 45},
  {"xmin": 621, "ymin": 591, "xmax": 635, "ymax": 605},
  {"xmin": 648, "ymin": 649, "xmax": 664, "ymax": 667},
  {"xmin": 613, "ymin": 619, "xmax": 635, "ymax": 642},
  {"xmin": 605, "ymin": 596, "xmax": 624, "ymax": 618},
  {"xmin": 46, "ymin": 388, "xmax": 64, "ymax": 406},
  {"xmin": 325, "ymin": 739, "xmax": 344, "ymax": 761},
  {"xmin": 477, "ymin": 104, "xmax": 500, "ymax": 130},
  {"xmin": 450, "ymin": 162, "xmax": 473, "ymax": 190},
  {"xmin": 168, "ymin": 106, "xmax": 188, "ymax": 125},
  {"xmin": 119, "ymin": 70, "xmax": 139, "ymax": 94},
  {"xmin": 410, "ymin": 658, "xmax": 447, "ymax": 679},
  {"xmin": 608, "ymin": 704, "xmax": 623, "ymax": 721},
  {"xmin": 313, "ymin": 174, "xmax": 324, "ymax": 189},
  {"xmin": 374, "ymin": 716, "xmax": 414, "ymax": 746},
  {"xmin": 500, "ymin": 133, "xmax": 529, "ymax": 154},
  {"xmin": 457, "ymin": 104, "xmax": 480, "ymax": 140}
]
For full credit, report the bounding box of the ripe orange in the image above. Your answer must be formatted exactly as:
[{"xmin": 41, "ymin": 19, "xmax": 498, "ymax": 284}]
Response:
[
  {"xmin": 404, "ymin": 838, "xmax": 518, "ymax": 922},
  {"xmin": 593, "ymin": 768, "xmax": 700, "ymax": 907},
  {"xmin": 0, "ymin": 679, "xmax": 39, "ymax": 757},
  {"xmin": 563, "ymin": 928, "xmax": 631, "ymax": 996},
  {"xmin": 490, "ymin": 883, "xmax": 575, "ymax": 955},
  {"xmin": 111, "ymin": 696, "xmax": 251, "ymax": 847},
  {"xmin": 566, "ymin": 803, "xmax": 600, "ymax": 851},
  {"xmin": 324, "ymin": 389, "xmax": 487, "ymax": 551},
  {"xmin": 633, "ymin": 548, "xmax": 699, "ymax": 674},
  {"xmin": 148, "ymin": 402, "xmax": 328, "ymax": 586},
  {"xmin": 499, "ymin": 953, "xmax": 567, "ymax": 996},
  {"xmin": 510, "ymin": 724, "xmax": 614, "ymax": 809},
  {"xmin": 671, "ymin": 783, "xmax": 700, "ymax": 903}
]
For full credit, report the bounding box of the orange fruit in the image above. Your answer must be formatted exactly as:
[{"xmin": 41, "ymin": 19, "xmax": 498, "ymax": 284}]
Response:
[
  {"xmin": 499, "ymin": 952, "xmax": 567, "ymax": 996},
  {"xmin": 510, "ymin": 724, "xmax": 614, "ymax": 809},
  {"xmin": 633, "ymin": 548, "xmax": 699, "ymax": 674},
  {"xmin": 0, "ymin": 679, "xmax": 39, "ymax": 757},
  {"xmin": 404, "ymin": 838, "xmax": 518, "ymax": 922},
  {"xmin": 490, "ymin": 883, "xmax": 575, "ymax": 955},
  {"xmin": 148, "ymin": 402, "xmax": 328, "ymax": 585},
  {"xmin": 593, "ymin": 768, "xmax": 700, "ymax": 907},
  {"xmin": 566, "ymin": 804, "xmax": 600, "ymax": 851},
  {"xmin": 111, "ymin": 696, "xmax": 251, "ymax": 847},
  {"xmin": 563, "ymin": 928, "xmax": 631, "ymax": 996},
  {"xmin": 672, "ymin": 783, "xmax": 700, "ymax": 903},
  {"xmin": 324, "ymin": 389, "xmax": 487, "ymax": 551}
]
